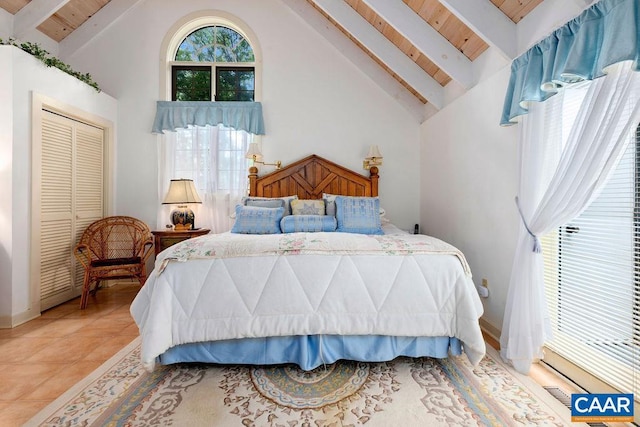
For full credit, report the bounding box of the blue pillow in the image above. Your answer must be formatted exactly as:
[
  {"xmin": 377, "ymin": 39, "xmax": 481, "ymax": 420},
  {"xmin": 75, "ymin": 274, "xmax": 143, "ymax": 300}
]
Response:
[
  {"xmin": 231, "ymin": 205, "xmax": 284, "ymax": 234},
  {"xmin": 335, "ymin": 196, "xmax": 383, "ymax": 235},
  {"xmin": 245, "ymin": 199, "xmax": 286, "ymax": 210},
  {"xmin": 242, "ymin": 196, "xmax": 298, "ymax": 216},
  {"xmin": 281, "ymin": 215, "xmax": 337, "ymax": 233}
]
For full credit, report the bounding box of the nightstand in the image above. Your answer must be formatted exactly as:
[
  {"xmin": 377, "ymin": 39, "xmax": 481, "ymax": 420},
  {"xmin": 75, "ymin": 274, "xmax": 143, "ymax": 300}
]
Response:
[{"xmin": 151, "ymin": 228, "xmax": 210, "ymax": 256}]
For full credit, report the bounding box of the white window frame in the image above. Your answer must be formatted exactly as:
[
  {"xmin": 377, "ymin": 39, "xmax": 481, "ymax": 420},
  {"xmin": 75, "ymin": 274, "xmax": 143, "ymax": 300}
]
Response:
[{"xmin": 159, "ymin": 10, "xmax": 262, "ymax": 103}]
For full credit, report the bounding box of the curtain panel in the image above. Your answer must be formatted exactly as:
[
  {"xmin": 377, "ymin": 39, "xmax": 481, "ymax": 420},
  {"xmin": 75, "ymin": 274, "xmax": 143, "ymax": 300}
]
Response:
[
  {"xmin": 152, "ymin": 101, "xmax": 266, "ymax": 135},
  {"xmin": 157, "ymin": 125, "xmax": 251, "ymax": 233},
  {"xmin": 500, "ymin": 0, "xmax": 640, "ymax": 374},
  {"xmin": 501, "ymin": 62, "xmax": 640, "ymax": 373},
  {"xmin": 501, "ymin": 0, "xmax": 640, "ymax": 126}
]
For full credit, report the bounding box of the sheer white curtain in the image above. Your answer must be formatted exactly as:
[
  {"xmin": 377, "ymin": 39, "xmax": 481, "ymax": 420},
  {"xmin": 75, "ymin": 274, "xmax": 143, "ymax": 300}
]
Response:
[
  {"xmin": 501, "ymin": 61, "xmax": 640, "ymax": 373},
  {"xmin": 158, "ymin": 124, "xmax": 252, "ymax": 233}
]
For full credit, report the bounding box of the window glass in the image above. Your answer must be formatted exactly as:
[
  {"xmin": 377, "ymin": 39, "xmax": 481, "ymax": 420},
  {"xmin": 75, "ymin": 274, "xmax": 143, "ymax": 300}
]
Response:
[
  {"xmin": 172, "ymin": 66, "xmax": 211, "ymax": 101},
  {"xmin": 176, "ymin": 26, "xmax": 255, "ymax": 62},
  {"xmin": 172, "ymin": 26, "xmax": 255, "ymax": 102},
  {"xmin": 216, "ymin": 67, "xmax": 255, "ymax": 101}
]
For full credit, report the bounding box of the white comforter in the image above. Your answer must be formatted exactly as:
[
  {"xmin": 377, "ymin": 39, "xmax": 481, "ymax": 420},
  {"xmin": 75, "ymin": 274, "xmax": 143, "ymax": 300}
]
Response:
[{"xmin": 131, "ymin": 228, "xmax": 486, "ymax": 370}]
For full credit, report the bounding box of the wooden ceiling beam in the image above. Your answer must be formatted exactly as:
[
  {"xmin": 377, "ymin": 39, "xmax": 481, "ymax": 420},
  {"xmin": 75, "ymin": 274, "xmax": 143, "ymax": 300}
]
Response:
[
  {"xmin": 313, "ymin": 0, "xmax": 444, "ymax": 109},
  {"xmin": 283, "ymin": 0, "xmax": 430, "ymax": 122},
  {"xmin": 440, "ymin": 0, "xmax": 517, "ymax": 60},
  {"xmin": 361, "ymin": 0, "xmax": 473, "ymax": 89},
  {"xmin": 13, "ymin": 0, "xmax": 71, "ymax": 39}
]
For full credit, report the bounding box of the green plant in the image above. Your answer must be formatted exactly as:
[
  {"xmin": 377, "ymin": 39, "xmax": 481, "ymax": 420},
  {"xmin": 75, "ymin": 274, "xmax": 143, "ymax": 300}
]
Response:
[{"xmin": 0, "ymin": 38, "xmax": 101, "ymax": 92}]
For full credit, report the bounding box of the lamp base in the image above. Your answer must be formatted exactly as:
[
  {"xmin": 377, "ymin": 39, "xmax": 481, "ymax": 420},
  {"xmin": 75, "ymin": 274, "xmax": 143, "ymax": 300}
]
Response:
[
  {"xmin": 170, "ymin": 206, "xmax": 195, "ymax": 231},
  {"xmin": 173, "ymin": 223, "xmax": 193, "ymax": 231}
]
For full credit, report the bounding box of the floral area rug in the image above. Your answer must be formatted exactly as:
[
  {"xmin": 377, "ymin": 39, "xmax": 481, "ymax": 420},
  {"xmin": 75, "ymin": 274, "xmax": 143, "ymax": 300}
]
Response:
[{"xmin": 26, "ymin": 338, "xmax": 579, "ymax": 426}]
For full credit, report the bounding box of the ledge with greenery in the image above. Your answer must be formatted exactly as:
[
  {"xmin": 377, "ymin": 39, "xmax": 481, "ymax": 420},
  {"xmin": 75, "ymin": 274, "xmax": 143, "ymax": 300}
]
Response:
[{"xmin": 0, "ymin": 38, "xmax": 101, "ymax": 92}]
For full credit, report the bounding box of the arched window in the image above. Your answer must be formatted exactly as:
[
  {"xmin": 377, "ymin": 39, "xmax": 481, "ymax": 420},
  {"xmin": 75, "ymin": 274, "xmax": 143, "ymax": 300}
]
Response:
[
  {"xmin": 171, "ymin": 25, "xmax": 255, "ymax": 101},
  {"xmin": 160, "ymin": 11, "xmax": 262, "ymax": 102},
  {"xmin": 158, "ymin": 13, "xmax": 262, "ymax": 233}
]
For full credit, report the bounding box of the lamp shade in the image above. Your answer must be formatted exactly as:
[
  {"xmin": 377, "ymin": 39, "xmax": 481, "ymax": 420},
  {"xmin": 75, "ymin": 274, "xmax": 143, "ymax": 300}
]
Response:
[
  {"xmin": 245, "ymin": 142, "xmax": 263, "ymax": 161},
  {"xmin": 366, "ymin": 145, "xmax": 383, "ymax": 159},
  {"xmin": 162, "ymin": 179, "xmax": 202, "ymax": 205}
]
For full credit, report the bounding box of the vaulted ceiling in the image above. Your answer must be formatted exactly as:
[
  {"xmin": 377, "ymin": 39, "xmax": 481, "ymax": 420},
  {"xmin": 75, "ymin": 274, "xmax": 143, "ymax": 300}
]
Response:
[
  {"xmin": 307, "ymin": 0, "xmax": 543, "ymax": 106},
  {"xmin": 0, "ymin": 0, "xmax": 594, "ymax": 117}
]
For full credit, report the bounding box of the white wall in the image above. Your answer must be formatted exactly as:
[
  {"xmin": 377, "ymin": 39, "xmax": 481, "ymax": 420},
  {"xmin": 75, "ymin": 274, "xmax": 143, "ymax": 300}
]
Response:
[
  {"xmin": 63, "ymin": 0, "xmax": 421, "ymax": 232},
  {"xmin": 517, "ymin": 0, "xmax": 591, "ymax": 54},
  {"xmin": 0, "ymin": 8, "xmax": 12, "ymax": 40},
  {"xmin": 0, "ymin": 48, "xmax": 13, "ymax": 320},
  {"xmin": 419, "ymin": 0, "xmax": 592, "ymax": 335},
  {"xmin": 19, "ymin": 30, "xmax": 59, "ymax": 57},
  {"xmin": 0, "ymin": 46, "xmax": 117, "ymax": 326},
  {"xmin": 420, "ymin": 65, "xmax": 519, "ymax": 333}
]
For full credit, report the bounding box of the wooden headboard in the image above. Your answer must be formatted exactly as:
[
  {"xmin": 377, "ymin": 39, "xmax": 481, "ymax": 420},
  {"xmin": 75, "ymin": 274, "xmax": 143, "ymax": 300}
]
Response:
[{"xmin": 248, "ymin": 154, "xmax": 378, "ymax": 199}]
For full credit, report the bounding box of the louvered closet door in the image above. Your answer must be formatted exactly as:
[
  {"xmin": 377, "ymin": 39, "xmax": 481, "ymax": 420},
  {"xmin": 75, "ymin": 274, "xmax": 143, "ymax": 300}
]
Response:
[
  {"xmin": 73, "ymin": 123, "xmax": 105, "ymax": 297},
  {"xmin": 39, "ymin": 111, "xmax": 104, "ymax": 310}
]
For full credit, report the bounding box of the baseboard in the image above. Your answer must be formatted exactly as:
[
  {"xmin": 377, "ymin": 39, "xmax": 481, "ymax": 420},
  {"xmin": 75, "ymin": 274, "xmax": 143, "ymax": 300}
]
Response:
[
  {"xmin": 1, "ymin": 280, "xmax": 137, "ymax": 329},
  {"xmin": 0, "ymin": 309, "xmax": 40, "ymax": 329},
  {"xmin": 479, "ymin": 317, "xmax": 501, "ymax": 348},
  {"xmin": 0, "ymin": 315, "xmax": 11, "ymax": 329}
]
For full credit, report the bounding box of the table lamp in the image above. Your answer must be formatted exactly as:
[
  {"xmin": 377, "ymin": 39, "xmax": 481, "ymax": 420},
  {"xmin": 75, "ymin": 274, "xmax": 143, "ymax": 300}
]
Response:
[{"xmin": 162, "ymin": 179, "xmax": 202, "ymax": 230}]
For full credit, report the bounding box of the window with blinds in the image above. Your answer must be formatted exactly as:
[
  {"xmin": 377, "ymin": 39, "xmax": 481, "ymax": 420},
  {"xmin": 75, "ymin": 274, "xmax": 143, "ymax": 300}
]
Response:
[{"xmin": 541, "ymin": 122, "xmax": 639, "ymax": 398}]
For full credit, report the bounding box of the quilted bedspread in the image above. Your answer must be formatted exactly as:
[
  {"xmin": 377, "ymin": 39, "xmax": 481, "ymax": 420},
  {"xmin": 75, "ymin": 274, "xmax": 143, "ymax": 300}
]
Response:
[{"xmin": 130, "ymin": 231, "xmax": 486, "ymax": 370}]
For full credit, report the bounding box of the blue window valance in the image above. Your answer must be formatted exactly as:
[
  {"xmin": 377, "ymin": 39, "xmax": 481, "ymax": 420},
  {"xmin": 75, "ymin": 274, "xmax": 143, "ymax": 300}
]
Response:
[
  {"xmin": 501, "ymin": 0, "xmax": 640, "ymax": 126},
  {"xmin": 152, "ymin": 101, "xmax": 266, "ymax": 135}
]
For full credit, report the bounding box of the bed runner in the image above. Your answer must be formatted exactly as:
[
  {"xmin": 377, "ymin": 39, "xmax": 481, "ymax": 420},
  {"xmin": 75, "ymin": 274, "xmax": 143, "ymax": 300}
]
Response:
[{"xmin": 157, "ymin": 232, "xmax": 471, "ymax": 276}]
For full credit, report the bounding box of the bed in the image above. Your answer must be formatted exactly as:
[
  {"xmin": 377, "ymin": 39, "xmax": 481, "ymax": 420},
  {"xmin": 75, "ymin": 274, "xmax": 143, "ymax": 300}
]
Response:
[{"xmin": 130, "ymin": 155, "xmax": 486, "ymax": 371}]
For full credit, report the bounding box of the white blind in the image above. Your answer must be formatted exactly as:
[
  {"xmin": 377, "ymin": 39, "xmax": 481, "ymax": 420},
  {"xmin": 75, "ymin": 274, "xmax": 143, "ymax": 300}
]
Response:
[{"xmin": 542, "ymin": 85, "xmax": 639, "ymax": 398}]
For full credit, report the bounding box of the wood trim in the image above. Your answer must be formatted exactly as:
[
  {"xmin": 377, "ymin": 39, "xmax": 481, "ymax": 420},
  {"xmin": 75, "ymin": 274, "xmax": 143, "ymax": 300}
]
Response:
[
  {"xmin": 249, "ymin": 154, "xmax": 378, "ymax": 198},
  {"xmin": 151, "ymin": 228, "xmax": 210, "ymax": 256}
]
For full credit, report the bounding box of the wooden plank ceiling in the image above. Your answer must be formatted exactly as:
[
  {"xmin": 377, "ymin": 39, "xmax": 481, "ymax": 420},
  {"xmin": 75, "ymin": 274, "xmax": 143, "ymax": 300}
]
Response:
[
  {"xmin": 0, "ymin": 0, "xmax": 544, "ymax": 107},
  {"xmin": 0, "ymin": 0, "xmax": 110, "ymax": 42}
]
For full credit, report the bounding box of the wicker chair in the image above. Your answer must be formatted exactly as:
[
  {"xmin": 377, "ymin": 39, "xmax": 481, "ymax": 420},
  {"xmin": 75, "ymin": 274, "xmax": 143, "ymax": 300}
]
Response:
[{"xmin": 73, "ymin": 216, "xmax": 153, "ymax": 309}]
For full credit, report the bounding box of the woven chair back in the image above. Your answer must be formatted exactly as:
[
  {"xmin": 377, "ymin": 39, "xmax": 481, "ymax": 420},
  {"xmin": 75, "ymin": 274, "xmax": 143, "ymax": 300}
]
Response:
[{"xmin": 79, "ymin": 216, "xmax": 152, "ymax": 261}]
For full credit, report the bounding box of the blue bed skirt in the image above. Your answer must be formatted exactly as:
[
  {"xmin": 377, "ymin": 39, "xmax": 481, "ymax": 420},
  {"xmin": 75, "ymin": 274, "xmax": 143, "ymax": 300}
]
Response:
[{"xmin": 158, "ymin": 335, "xmax": 462, "ymax": 370}]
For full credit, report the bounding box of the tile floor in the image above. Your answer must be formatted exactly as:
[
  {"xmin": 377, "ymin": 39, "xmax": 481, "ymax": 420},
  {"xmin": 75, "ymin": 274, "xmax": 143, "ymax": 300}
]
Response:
[
  {"xmin": 0, "ymin": 282, "xmax": 585, "ymax": 427},
  {"xmin": 0, "ymin": 281, "xmax": 140, "ymax": 427}
]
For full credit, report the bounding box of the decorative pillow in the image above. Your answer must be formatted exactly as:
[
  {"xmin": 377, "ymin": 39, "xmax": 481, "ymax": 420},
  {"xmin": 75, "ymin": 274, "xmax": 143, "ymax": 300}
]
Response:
[
  {"xmin": 242, "ymin": 195, "xmax": 298, "ymax": 216},
  {"xmin": 325, "ymin": 193, "xmax": 386, "ymax": 219},
  {"xmin": 279, "ymin": 195, "xmax": 299, "ymax": 215},
  {"xmin": 323, "ymin": 193, "xmax": 338, "ymax": 217},
  {"xmin": 280, "ymin": 215, "xmax": 337, "ymax": 233},
  {"xmin": 245, "ymin": 199, "xmax": 286, "ymax": 210},
  {"xmin": 291, "ymin": 199, "xmax": 326, "ymax": 216},
  {"xmin": 231, "ymin": 205, "xmax": 284, "ymax": 234},
  {"xmin": 335, "ymin": 196, "xmax": 384, "ymax": 235}
]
